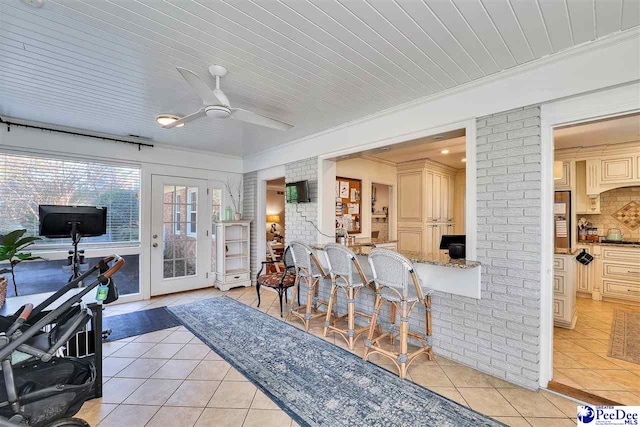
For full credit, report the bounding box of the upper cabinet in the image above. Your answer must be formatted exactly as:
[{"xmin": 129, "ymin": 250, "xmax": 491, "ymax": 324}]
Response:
[
  {"xmin": 398, "ymin": 169, "xmax": 423, "ymax": 223},
  {"xmin": 600, "ymin": 157, "xmax": 635, "ymax": 184},
  {"xmin": 554, "ymin": 161, "xmax": 572, "ymax": 190},
  {"xmin": 585, "ymin": 155, "xmax": 639, "ymax": 196}
]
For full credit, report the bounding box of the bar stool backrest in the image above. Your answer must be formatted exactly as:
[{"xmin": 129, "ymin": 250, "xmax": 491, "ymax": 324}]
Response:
[
  {"xmin": 290, "ymin": 241, "xmax": 325, "ymax": 278},
  {"xmin": 368, "ymin": 248, "xmax": 423, "ymax": 300},
  {"xmin": 282, "ymin": 246, "xmax": 296, "ymax": 274},
  {"xmin": 323, "ymin": 243, "xmax": 368, "ymax": 286}
]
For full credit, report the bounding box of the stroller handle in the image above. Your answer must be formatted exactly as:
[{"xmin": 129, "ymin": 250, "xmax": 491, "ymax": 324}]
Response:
[
  {"xmin": 101, "ymin": 255, "xmax": 125, "ymax": 279},
  {"xmin": 18, "ymin": 304, "xmax": 33, "ymax": 322}
]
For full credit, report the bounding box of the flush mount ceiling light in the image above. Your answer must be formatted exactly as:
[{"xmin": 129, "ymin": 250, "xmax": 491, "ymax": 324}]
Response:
[
  {"xmin": 379, "ymin": 147, "xmax": 390, "ymax": 151},
  {"xmin": 156, "ymin": 115, "xmax": 184, "ymax": 128},
  {"xmin": 440, "ymin": 149, "xmax": 449, "ymax": 154},
  {"xmin": 461, "ymin": 158, "xmax": 467, "ymax": 162},
  {"xmin": 433, "ymin": 135, "xmax": 445, "ymax": 140}
]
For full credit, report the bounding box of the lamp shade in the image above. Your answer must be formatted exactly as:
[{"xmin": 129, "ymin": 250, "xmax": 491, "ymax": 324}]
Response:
[
  {"xmin": 553, "ymin": 161, "xmax": 563, "ymax": 180},
  {"xmin": 267, "ymin": 214, "xmax": 280, "ymax": 223}
]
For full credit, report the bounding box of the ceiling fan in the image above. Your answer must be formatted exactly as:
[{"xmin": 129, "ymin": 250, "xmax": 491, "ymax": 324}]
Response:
[{"xmin": 162, "ymin": 65, "xmax": 293, "ymax": 131}]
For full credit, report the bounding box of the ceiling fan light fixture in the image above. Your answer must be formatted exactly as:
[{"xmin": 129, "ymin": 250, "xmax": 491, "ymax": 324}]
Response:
[
  {"xmin": 156, "ymin": 115, "xmax": 184, "ymax": 128},
  {"xmin": 205, "ymin": 105, "xmax": 231, "ymax": 119}
]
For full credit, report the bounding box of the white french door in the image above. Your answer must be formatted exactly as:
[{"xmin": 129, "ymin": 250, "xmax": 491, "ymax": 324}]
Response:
[{"xmin": 151, "ymin": 175, "xmax": 210, "ymax": 296}]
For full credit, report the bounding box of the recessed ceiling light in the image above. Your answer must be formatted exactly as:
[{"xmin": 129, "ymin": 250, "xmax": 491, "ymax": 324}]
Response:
[
  {"xmin": 461, "ymin": 158, "xmax": 467, "ymax": 162},
  {"xmin": 340, "ymin": 155, "xmax": 350, "ymax": 159},
  {"xmin": 379, "ymin": 147, "xmax": 390, "ymax": 151},
  {"xmin": 433, "ymin": 135, "xmax": 445, "ymax": 140},
  {"xmin": 156, "ymin": 115, "xmax": 184, "ymax": 128},
  {"xmin": 440, "ymin": 149, "xmax": 449, "ymax": 154}
]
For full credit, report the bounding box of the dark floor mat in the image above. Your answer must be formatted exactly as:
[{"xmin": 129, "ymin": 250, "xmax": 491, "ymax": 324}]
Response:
[{"xmin": 102, "ymin": 307, "xmax": 181, "ymax": 342}]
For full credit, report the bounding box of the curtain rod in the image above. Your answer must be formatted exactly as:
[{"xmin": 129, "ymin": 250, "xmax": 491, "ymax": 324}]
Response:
[{"xmin": 0, "ymin": 117, "xmax": 154, "ymax": 151}]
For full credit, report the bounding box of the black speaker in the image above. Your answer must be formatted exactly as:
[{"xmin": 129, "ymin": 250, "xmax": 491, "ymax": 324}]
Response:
[{"xmin": 448, "ymin": 243, "xmax": 466, "ymax": 259}]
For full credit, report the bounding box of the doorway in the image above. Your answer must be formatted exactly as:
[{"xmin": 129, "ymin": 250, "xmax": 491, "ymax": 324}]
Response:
[
  {"xmin": 150, "ymin": 175, "xmax": 211, "ymax": 296},
  {"xmin": 371, "ymin": 183, "xmax": 391, "ymax": 241},
  {"xmin": 265, "ymin": 178, "xmax": 285, "ymax": 268}
]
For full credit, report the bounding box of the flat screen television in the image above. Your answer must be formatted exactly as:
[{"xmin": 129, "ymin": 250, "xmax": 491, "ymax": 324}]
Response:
[
  {"xmin": 286, "ymin": 180, "xmax": 310, "ymax": 203},
  {"xmin": 39, "ymin": 205, "xmax": 107, "ymax": 238}
]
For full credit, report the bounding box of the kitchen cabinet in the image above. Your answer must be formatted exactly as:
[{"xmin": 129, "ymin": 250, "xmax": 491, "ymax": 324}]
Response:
[
  {"xmin": 553, "ymin": 254, "xmax": 577, "ymax": 329},
  {"xmin": 575, "ymin": 161, "xmax": 600, "ymax": 214},
  {"xmin": 600, "ymin": 156, "xmax": 634, "ymax": 183},
  {"xmin": 601, "ymin": 246, "xmax": 640, "ymax": 303},
  {"xmin": 398, "ymin": 160, "xmax": 458, "ymax": 261},
  {"xmin": 554, "ymin": 161, "xmax": 572, "ymax": 190},
  {"xmin": 575, "ymin": 245, "xmax": 594, "ymax": 297},
  {"xmin": 584, "ymin": 157, "xmax": 640, "ymax": 196}
]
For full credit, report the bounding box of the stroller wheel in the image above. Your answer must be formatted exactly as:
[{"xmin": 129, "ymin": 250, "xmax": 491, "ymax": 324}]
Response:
[{"xmin": 45, "ymin": 418, "xmax": 90, "ymax": 427}]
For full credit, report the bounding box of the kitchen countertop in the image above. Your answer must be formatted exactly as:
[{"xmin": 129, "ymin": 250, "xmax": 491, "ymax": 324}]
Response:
[
  {"xmin": 555, "ymin": 248, "xmax": 579, "ymax": 255},
  {"xmin": 309, "ymin": 239, "xmax": 398, "ymax": 251},
  {"xmin": 575, "ymin": 241, "xmax": 640, "ymax": 248}
]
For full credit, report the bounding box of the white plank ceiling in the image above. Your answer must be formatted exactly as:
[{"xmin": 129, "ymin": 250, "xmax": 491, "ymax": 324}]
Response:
[{"xmin": 1, "ymin": 0, "xmax": 638, "ymax": 157}]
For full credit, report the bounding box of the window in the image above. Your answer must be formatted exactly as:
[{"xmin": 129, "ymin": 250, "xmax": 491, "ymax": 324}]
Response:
[
  {"xmin": 0, "ymin": 152, "xmax": 141, "ymax": 247},
  {"xmin": 174, "ymin": 195, "xmax": 182, "ymax": 235},
  {"xmin": 187, "ymin": 189, "xmax": 197, "ymax": 237}
]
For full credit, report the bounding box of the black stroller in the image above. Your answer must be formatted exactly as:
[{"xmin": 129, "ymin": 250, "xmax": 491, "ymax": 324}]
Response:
[{"xmin": 0, "ymin": 255, "xmax": 124, "ymax": 427}]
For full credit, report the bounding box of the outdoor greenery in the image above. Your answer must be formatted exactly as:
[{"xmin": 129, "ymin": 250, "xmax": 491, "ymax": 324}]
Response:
[{"xmin": 0, "ymin": 229, "xmax": 42, "ymax": 296}]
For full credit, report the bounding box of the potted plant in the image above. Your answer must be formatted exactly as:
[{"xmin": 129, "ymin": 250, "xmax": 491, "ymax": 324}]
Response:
[
  {"xmin": 225, "ymin": 177, "xmax": 243, "ymax": 220},
  {"xmin": 0, "ymin": 229, "xmax": 42, "ymax": 298}
]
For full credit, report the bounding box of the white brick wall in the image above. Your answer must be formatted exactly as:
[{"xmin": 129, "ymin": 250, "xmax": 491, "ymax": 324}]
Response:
[
  {"xmin": 285, "ymin": 157, "xmax": 319, "ymax": 245},
  {"xmin": 243, "ymin": 171, "xmax": 258, "ymax": 283},
  {"xmin": 284, "ymin": 108, "xmax": 542, "ymax": 389}
]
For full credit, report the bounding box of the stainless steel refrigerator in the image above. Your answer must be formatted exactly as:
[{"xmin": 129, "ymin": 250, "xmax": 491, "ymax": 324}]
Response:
[{"xmin": 554, "ymin": 191, "xmax": 571, "ymax": 252}]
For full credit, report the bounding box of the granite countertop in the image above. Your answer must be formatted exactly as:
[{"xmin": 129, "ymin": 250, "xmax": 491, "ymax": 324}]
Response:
[
  {"xmin": 554, "ymin": 248, "xmax": 578, "ymax": 255},
  {"xmin": 400, "ymin": 251, "xmax": 481, "ymax": 269},
  {"xmin": 575, "ymin": 241, "xmax": 640, "ymax": 249},
  {"xmin": 310, "ymin": 239, "xmax": 398, "ymax": 251}
]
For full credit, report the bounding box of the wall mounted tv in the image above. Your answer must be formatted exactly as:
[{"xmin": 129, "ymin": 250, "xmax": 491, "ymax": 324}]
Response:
[{"xmin": 286, "ymin": 180, "xmax": 311, "ymax": 203}]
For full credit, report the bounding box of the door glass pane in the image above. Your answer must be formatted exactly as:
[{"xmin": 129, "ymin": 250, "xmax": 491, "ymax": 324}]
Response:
[
  {"xmin": 211, "ymin": 188, "xmax": 223, "ymax": 272},
  {"xmin": 162, "ymin": 184, "xmax": 198, "ymax": 279}
]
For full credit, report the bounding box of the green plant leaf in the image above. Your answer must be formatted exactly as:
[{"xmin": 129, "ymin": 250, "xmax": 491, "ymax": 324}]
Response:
[
  {"xmin": 0, "ymin": 229, "xmax": 26, "ymax": 246},
  {"xmin": 15, "ymin": 236, "xmax": 41, "ymax": 249}
]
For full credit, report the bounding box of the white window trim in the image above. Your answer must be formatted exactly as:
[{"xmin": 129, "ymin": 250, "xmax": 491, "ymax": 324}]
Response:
[
  {"xmin": 174, "ymin": 194, "xmax": 182, "ymax": 235},
  {"xmin": 187, "ymin": 189, "xmax": 197, "ymax": 238}
]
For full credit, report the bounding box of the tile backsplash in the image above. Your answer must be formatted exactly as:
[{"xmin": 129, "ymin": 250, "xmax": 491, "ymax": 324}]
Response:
[{"xmin": 582, "ymin": 186, "xmax": 640, "ymax": 240}]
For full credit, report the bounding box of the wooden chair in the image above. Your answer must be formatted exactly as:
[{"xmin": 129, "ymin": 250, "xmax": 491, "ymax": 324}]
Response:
[
  {"xmin": 256, "ymin": 246, "xmax": 298, "ymax": 317},
  {"xmin": 286, "ymin": 241, "xmax": 330, "ymax": 331},
  {"xmin": 363, "ymin": 248, "xmax": 433, "ymax": 379},
  {"xmin": 322, "ymin": 243, "xmax": 375, "ymax": 350}
]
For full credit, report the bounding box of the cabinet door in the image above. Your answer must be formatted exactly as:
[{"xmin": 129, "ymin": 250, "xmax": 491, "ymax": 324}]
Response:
[
  {"xmin": 425, "ymin": 224, "xmax": 443, "ymax": 260},
  {"xmin": 432, "ymin": 172, "xmax": 442, "ymax": 222},
  {"xmin": 398, "ymin": 170, "xmax": 423, "ymax": 222},
  {"xmin": 398, "ymin": 227, "xmax": 423, "ymax": 254},
  {"xmin": 586, "ymin": 160, "xmax": 599, "ymax": 195},
  {"xmin": 601, "ymin": 157, "xmax": 634, "ymax": 183},
  {"xmin": 555, "ymin": 161, "xmax": 571, "ymax": 189},
  {"xmin": 448, "ymin": 175, "xmax": 455, "ymax": 223},
  {"xmin": 439, "ymin": 175, "xmax": 449, "ymax": 222}
]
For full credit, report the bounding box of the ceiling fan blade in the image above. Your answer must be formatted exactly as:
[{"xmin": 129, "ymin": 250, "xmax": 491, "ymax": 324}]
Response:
[
  {"xmin": 162, "ymin": 108, "xmax": 207, "ymax": 128},
  {"xmin": 230, "ymin": 108, "xmax": 293, "ymax": 131},
  {"xmin": 176, "ymin": 67, "xmax": 226, "ymax": 106}
]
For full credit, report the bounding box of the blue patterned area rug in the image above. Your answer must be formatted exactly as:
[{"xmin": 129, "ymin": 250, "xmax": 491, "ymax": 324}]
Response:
[{"xmin": 168, "ymin": 297, "xmax": 505, "ymax": 427}]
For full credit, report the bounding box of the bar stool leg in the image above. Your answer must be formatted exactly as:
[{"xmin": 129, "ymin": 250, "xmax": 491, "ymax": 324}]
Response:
[
  {"xmin": 303, "ymin": 277, "xmax": 315, "ymax": 331},
  {"xmin": 389, "ymin": 302, "xmax": 397, "ymax": 345},
  {"xmin": 398, "ymin": 299, "xmax": 409, "ymax": 379},
  {"xmin": 363, "ymin": 294, "xmax": 384, "ymax": 361},
  {"xmin": 425, "ymin": 295, "xmax": 433, "ymax": 360},
  {"xmin": 347, "ymin": 287, "xmax": 356, "ymax": 350},
  {"xmin": 286, "ymin": 276, "xmax": 300, "ymax": 323},
  {"xmin": 324, "ymin": 283, "xmax": 338, "ymax": 337}
]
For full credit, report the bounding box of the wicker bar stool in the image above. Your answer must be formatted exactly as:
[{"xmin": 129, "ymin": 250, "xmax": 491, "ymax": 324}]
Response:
[
  {"xmin": 322, "ymin": 243, "xmax": 376, "ymax": 350},
  {"xmin": 363, "ymin": 248, "xmax": 433, "ymax": 379},
  {"xmin": 286, "ymin": 241, "xmax": 330, "ymax": 331}
]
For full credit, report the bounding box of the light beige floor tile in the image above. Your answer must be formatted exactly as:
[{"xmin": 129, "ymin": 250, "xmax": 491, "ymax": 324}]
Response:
[
  {"xmin": 593, "ymin": 370, "xmax": 640, "ymax": 392},
  {"xmin": 163, "ymin": 331, "xmax": 196, "ymax": 344},
  {"xmin": 224, "ymin": 367, "xmax": 249, "ymax": 382},
  {"xmin": 409, "ymin": 366, "xmax": 454, "ymax": 387},
  {"xmin": 540, "ymin": 390, "xmax": 581, "ymax": 418},
  {"xmin": 440, "ymin": 365, "xmax": 492, "ymax": 387},
  {"xmin": 204, "ymin": 350, "xmax": 224, "ymax": 361},
  {"xmin": 102, "ymin": 341, "xmax": 128, "ymax": 357},
  {"xmin": 484, "ymin": 375, "xmax": 520, "ymax": 389},
  {"xmin": 189, "ymin": 336, "xmax": 205, "ymax": 345},
  {"xmin": 146, "ymin": 406, "xmax": 204, "ymax": 427},
  {"xmin": 427, "ymin": 387, "xmax": 468, "ymax": 406},
  {"xmin": 493, "ymin": 416, "xmax": 532, "ymax": 427},
  {"xmin": 75, "ymin": 401, "xmax": 118, "ymax": 426},
  {"xmin": 553, "ymin": 352, "xmax": 587, "ymax": 369},
  {"xmin": 188, "ymin": 360, "xmax": 231, "ymax": 381},
  {"xmin": 141, "ymin": 343, "xmax": 186, "ymax": 359},
  {"xmin": 110, "ymin": 342, "xmax": 155, "ymax": 358},
  {"xmin": 243, "ymin": 409, "xmax": 291, "ymax": 427},
  {"xmin": 98, "ymin": 404, "xmax": 160, "ymax": 427},
  {"xmin": 585, "ymin": 390, "xmax": 640, "ymax": 405},
  {"xmin": 208, "ymin": 381, "xmax": 257, "ymax": 408},
  {"xmin": 102, "ymin": 357, "xmax": 136, "ymax": 377},
  {"xmin": 556, "ymin": 369, "xmax": 625, "ymax": 391},
  {"xmin": 173, "ymin": 344, "xmax": 211, "ymax": 360},
  {"xmin": 115, "ymin": 358, "xmax": 167, "ymax": 378},
  {"xmin": 562, "ymin": 352, "xmax": 621, "ymax": 369},
  {"xmin": 152, "ymin": 359, "xmax": 200, "ymax": 379},
  {"xmin": 498, "ymin": 389, "xmax": 565, "ymax": 418},
  {"xmin": 525, "ymin": 417, "xmax": 576, "ymax": 426},
  {"xmin": 166, "ymin": 380, "xmax": 221, "ymax": 407},
  {"xmin": 99, "ymin": 377, "xmax": 145, "ymax": 404},
  {"xmin": 195, "ymin": 408, "xmax": 248, "ymax": 427},
  {"xmin": 133, "ymin": 329, "xmax": 174, "ymax": 343},
  {"xmin": 457, "ymin": 388, "xmax": 519, "ymax": 416},
  {"xmin": 593, "ymin": 353, "xmax": 640, "ymax": 370},
  {"xmin": 123, "ymin": 378, "xmax": 183, "ymax": 405},
  {"xmin": 251, "ymin": 390, "xmax": 280, "ymax": 410}
]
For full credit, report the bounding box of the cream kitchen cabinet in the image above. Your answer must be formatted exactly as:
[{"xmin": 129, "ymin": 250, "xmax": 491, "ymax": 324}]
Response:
[
  {"xmin": 601, "ymin": 246, "xmax": 640, "ymax": 303},
  {"xmin": 554, "ymin": 161, "xmax": 572, "ymax": 190},
  {"xmin": 554, "ymin": 254, "xmax": 577, "ymax": 329},
  {"xmin": 600, "ymin": 156, "xmax": 635, "ymax": 183},
  {"xmin": 585, "ymin": 157, "xmax": 640, "ymax": 196},
  {"xmin": 575, "ymin": 161, "xmax": 600, "ymax": 214},
  {"xmin": 575, "ymin": 245, "xmax": 595, "ymax": 297},
  {"xmin": 398, "ymin": 160, "xmax": 457, "ymax": 261}
]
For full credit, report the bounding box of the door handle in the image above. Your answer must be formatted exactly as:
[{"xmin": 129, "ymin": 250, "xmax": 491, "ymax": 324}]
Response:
[
  {"xmin": 153, "ymin": 234, "xmax": 158, "ymax": 239},
  {"xmin": 152, "ymin": 243, "xmax": 158, "ymax": 248}
]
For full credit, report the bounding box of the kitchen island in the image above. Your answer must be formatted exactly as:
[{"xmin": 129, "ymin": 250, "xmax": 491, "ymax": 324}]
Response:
[{"xmin": 310, "ymin": 242, "xmax": 481, "ymax": 299}]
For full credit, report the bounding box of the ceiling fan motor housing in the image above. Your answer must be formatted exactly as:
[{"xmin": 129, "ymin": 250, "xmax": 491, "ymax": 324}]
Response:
[{"xmin": 205, "ymin": 105, "xmax": 231, "ymax": 119}]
